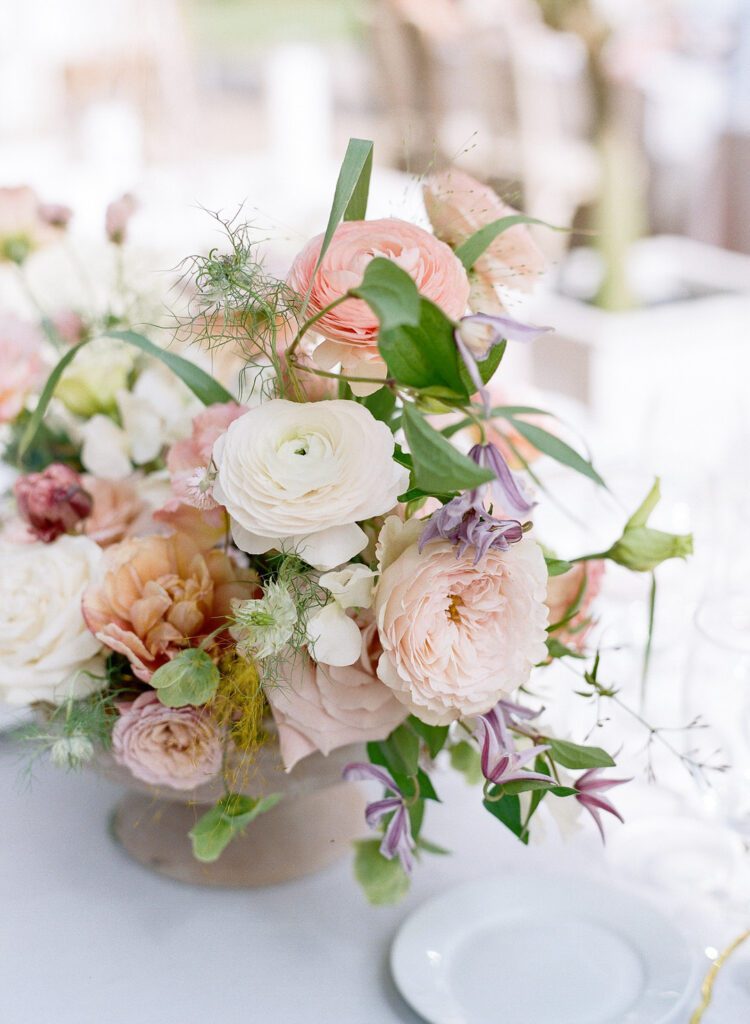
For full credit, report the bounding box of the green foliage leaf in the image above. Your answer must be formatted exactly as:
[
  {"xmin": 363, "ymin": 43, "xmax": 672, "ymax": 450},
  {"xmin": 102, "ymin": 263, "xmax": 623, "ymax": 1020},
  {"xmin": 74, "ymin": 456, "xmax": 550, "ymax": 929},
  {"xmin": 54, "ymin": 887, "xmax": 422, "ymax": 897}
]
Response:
[
  {"xmin": 378, "ymin": 298, "xmax": 468, "ymax": 395},
  {"xmin": 449, "ymin": 740, "xmax": 483, "ymax": 785},
  {"xmin": 454, "ymin": 214, "xmax": 565, "ymax": 271},
  {"xmin": 545, "ymin": 557, "xmax": 573, "ymax": 577},
  {"xmin": 353, "ymin": 839, "xmax": 410, "ymax": 905},
  {"xmin": 361, "ymin": 385, "xmax": 397, "ymax": 425},
  {"xmin": 625, "ymin": 477, "xmax": 662, "ymax": 529},
  {"xmin": 416, "ymin": 768, "xmax": 440, "ymax": 802},
  {"xmin": 547, "ymin": 738, "xmax": 615, "ymax": 770},
  {"xmin": 504, "ymin": 416, "xmax": 606, "ymax": 488},
  {"xmin": 482, "ymin": 791, "xmax": 527, "ymax": 843},
  {"xmin": 348, "ymin": 257, "xmax": 421, "ymax": 332},
  {"xmin": 495, "ymin": 778, "xmax": 576, "ymax": 797},
  {"xmin": 401, "ymin": 403, "xmax": 494, "ymax": 494},
  {"xmin": 417, "ymin": 837, "xmax": 450, "ymax": 856},
  {"xmin": 150, "ymin": 648, "xmax": 220, "ymax": 708},
  {"xmin": 545, "ymin": 636, "xmax": 586, "ymax": 661},
  {"xmin": 408, "ymin": 717, "xmax": 450, "ymax": 758},
  {"xmin": 314, "ymin": 138, "xmax": 373, "ymax": 275},
  {"xmin": 189, "ymin": 792, "xmax": 282, "ymax": 862}
]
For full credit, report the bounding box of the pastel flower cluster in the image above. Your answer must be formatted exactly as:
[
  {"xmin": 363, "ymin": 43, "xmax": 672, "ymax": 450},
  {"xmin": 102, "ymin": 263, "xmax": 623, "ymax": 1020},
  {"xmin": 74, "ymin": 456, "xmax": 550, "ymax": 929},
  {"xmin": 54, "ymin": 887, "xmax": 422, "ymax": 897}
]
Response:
[{"xmin": 1, "ymin": 143, "xmax": 692, "ymax": 898}]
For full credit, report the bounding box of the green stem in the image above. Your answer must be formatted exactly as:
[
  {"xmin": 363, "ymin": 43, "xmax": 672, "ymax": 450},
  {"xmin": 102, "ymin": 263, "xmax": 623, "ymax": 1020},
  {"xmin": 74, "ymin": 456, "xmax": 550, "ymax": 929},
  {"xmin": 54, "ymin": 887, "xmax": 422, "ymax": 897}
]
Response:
[{"xmin": 286, "ymin": 293, "xmax": 349, "ymax": 362}]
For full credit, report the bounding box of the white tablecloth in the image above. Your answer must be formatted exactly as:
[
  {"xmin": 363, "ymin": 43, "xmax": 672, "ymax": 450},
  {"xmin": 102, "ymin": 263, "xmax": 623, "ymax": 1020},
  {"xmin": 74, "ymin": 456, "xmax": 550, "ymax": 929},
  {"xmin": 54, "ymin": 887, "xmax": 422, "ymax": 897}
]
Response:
[{"xmin": 1, "ymin": 737, "xmax": 749, "ymax": 1024}]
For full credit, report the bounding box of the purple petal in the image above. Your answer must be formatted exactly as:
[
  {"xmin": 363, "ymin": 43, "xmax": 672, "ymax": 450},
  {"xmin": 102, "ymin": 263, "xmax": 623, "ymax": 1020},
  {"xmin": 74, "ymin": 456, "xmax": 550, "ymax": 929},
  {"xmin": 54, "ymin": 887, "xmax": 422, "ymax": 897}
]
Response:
[
  {"xmin": 365, "ymin": 797, "xmax": 403, "ymax": 828},
  {"xmin": 470, "ymin": 442, "xmax": 535, "ymax": 518},
  {"xmin": 343, "ymin": 761, "xmax": 401, "ymax": 795},
  {"xmin": 461, "ymin": 312, "xmax": 553, "ymax": 345},
  {"xmin": 454, "ymin": 331, "xmax": 491, "ymax": 416}
]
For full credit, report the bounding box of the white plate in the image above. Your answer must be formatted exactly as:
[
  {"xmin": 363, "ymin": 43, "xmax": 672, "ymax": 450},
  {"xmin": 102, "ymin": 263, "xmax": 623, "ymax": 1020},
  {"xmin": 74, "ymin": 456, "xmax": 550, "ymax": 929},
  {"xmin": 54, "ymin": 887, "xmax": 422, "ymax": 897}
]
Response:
[{"xmin": 391, "ymin": 872, "xmax": 697, "ymax": 1024}]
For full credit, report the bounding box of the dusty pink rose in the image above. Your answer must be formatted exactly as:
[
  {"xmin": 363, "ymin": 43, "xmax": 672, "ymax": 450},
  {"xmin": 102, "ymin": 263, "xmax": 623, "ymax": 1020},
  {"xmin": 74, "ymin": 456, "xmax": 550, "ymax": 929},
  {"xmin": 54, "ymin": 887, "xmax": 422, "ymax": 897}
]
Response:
[
  {"xmin": 287, "ymin": 217, "xmax": 470, "ymax": 356},
  {"xmin": 0, "ymin": 314, "xmax": 44, "ymax": 422},
  {"xmin": 267, "ymin": 618, "xmax": 408, "ymax": 771},
  {"xmin": 423, "ymin": 169, "xmax": 546, "ymax": 312},
  {"xmin": 546, "ymin": 560, "xmax": 605, "ymax": 651},
  {"xmin": 105, "ymin": 193, "xmax": 138, "ymax": 244},
  {"xmin": 374, "ymin": 517, "xmax": 549, "ymax": 724},
  {"xmin": 0, "ymin": 186, "xmax": 63, "ymax": 262},
  {"xmin": 14, "ymin": 464, "xmax": 93, "ymax": 543},
  {"xmin": 112, "ymin": 690, "xmax": 223, "ymax": 790},
  {"xmin": 82, "ymin": 532, "xmax": 258, "ymax": 681}
]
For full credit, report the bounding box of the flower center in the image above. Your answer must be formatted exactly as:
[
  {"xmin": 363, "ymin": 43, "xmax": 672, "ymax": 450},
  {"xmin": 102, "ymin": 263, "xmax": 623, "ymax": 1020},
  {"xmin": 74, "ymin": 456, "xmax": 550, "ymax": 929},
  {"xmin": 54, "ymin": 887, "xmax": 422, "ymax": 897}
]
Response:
[{"xmin": 446, "ymin": 594, "xmax": 463, "ymax": 623}]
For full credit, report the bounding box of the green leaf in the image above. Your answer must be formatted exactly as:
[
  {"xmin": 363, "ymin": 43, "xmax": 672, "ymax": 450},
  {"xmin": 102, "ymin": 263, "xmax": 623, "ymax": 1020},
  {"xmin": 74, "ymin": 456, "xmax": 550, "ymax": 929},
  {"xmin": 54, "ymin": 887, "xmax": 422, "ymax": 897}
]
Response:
[
  {"xmin": 625, "ymin": 478, "xmax": 662, "ymax": 529},
  {"xmin": 377, "ymin": 297, "xmax": 468, "ymax": 395},
  {"xmin": 417, "ymin": 837, "xmax": 450, "ymax": 856},
  {"xmin": 349, "ymin": 257, "xmax": 421, "ymax": 332},
  {"xmin": 408, "ymin": 717, "xmax": 450, "ymax": 759},
  {"xmin": 150, "ymin": 648, "xmax": 220, "ymax": 708},
  {"xmin": 495, "ymin": 778, "xmax": 576, "ymax": 796},
  {"xmin": 353, "ymin": 839, "xmax": 410, "ymax": 905},
  {"xmin": 189, "ymin": 792, "xmax": 282, "ymax": 862},
  {"xmin": 417, "ymin": 768, "xmax": 440, "ymax": 802},
  {"xmin": 408, "ymin": 796, "xmax": 425, "ymax": 839},
  {"xmin": 314, "ymin": 138, "xmax": 373, "ymax": 275},
  {"xmin": 361, "ymin": 385, "xmax": 397, "ymax": 425},
  {"xmin": 454, "ymin": 214, "xmax": 565, "ymax": 271},
  {"xmin": 17, "ymin": 329, "xmax": 233, "ymax": 463},
  {"xmin": 482, "ymin": 791, "xmax": 527, "ymax": 843},
  {"xmin": 401, "ymin": 403, "xmax": 494, "ymax": 494},
  {"xmin": 545, "ymin": 557, "xmax": 573, "ymax": 577},
  {"xmin": 505, "ymin": 416, "xmax": 606, "ymax": 488},
  {"xmin": 390, "ymin": 723, "xmax": 420, "ymax": 776},
  {"xmin": 476, "ymin": 339, "xmax": 507, "ymax": 385},
  {"xmin": 545, "ymin": 636, "xmax": 586, "ymax": 661},
  {"xmin": 547, "ymin": 738, "xmax": 615, "ymax": 770},
  {"xmin": 449, "ymin": 740, "xmax": 483, "ymax": 785}
]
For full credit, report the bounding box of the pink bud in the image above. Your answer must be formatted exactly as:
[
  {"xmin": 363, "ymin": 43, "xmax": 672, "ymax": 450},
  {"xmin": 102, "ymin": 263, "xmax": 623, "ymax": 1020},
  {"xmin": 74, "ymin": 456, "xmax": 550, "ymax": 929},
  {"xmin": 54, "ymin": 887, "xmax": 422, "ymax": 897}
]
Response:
[
  {"xmin": 105, "ymin": 193, "xmax": 137, "ymax": 245},
  {"xmin": 38, "ymin": 203, "xmax": 73, "ymax": 230}
]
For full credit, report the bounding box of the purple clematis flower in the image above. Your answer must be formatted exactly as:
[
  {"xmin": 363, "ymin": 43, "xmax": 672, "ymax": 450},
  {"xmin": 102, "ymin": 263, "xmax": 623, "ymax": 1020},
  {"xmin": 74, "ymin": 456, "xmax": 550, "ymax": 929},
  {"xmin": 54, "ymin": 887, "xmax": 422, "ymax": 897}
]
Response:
[
  {"xmin": 419, "ymin": 441, "xmax": 533, "ymax": 563},
  {"xmin": 454, "ymin": 313, "xmax": 552, "ymax": 415},
  {"xmin": 475, "ymin": 705, "xmax": 552, "ymax": 787},
  {"xmin": 343, "ymin": 762, "xmax": 416, "ymax": 872},
  {"xmin": 574, "ymin": 768, "xmax": 630, "ymax": 842}
]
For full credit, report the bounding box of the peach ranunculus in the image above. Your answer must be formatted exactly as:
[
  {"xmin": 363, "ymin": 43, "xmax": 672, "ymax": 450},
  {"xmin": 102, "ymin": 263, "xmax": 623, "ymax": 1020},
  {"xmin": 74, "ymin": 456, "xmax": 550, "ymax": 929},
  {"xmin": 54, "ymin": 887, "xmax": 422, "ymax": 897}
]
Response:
[
  {"xmin": 0, "ymin": 315, "xmax": 44, "ymax": 422},
  {"xmin": 423, "ymin": 169, "xmax": 546, "ymax": 313},
  {"xmin": 112, "ymin": 690, "xmax": 223, "ymax": 789},
  {"xmin": 82, "ymin": 532, "xmax": 258, "ymax": 681},
  {"xmin": 546, "ymin": 560, "xmax": 605, "ymax": 651},
  {"xmin": 374, "ymin": 517, "xmax": 549, "ymax": 725},
  {"xmin": 267, "ymin": 618, "xmax": 408, "ymax": 771},
  {"xmin": 286, "ymin": 217, "xmax": 470, "ymax": 377}
]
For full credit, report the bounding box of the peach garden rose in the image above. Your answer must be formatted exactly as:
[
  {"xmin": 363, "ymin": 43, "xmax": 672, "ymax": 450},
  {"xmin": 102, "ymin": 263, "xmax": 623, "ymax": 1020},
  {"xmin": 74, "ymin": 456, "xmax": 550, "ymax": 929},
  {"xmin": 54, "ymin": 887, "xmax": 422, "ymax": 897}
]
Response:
[{"xmin": 373, "ymin": 517, "xmax": 549, "ymax": 724}]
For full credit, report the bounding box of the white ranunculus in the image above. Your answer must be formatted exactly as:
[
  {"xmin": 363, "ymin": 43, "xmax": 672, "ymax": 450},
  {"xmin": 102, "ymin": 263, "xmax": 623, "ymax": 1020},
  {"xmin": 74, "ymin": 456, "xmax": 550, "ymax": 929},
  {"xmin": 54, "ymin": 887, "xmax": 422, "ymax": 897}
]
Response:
[
  {"xmin": 213, "ymin": 399, "xmax": 409, "ymax": 571},
  {"xmin": 318, "ymin": 564, "xmax": 376, "ymax": 610},
  {"xmin": 0, "ymin": 535, "xmax": 105, "ymax": 706}
]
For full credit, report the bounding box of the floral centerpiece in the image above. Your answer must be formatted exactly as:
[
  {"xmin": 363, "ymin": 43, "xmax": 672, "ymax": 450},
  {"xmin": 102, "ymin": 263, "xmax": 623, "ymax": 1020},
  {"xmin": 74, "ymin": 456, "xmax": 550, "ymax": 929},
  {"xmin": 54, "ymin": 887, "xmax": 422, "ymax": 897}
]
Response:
[{"xmin": 0, "ymin": 141, "xmax": 692, "ymax": 902}]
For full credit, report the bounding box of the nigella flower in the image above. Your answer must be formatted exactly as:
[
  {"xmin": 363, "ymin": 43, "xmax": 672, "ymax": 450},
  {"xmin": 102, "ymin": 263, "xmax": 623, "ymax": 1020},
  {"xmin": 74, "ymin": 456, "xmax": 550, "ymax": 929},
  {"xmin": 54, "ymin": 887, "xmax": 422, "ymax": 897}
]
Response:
[
  {"xmin": 230, "ymin": 581, "xmax": 298, "ymax": 661},
  {"xmin": 342, "ymin": 762, "xmax": 416, "ymax": 873},
  {"xmin": 419, "ymin": 441, "xmax": 533, "ymax": 563},
  {"xmin": 454, "ymin": 312, "xmax": 552, "ymax": 414},
  {"xmin": 475, "ymin": 705, "xmax": 552, "ymax": 787},
  {"xmin": 574, "ymin": 768, "xmax": 630, "ymax": 841}
]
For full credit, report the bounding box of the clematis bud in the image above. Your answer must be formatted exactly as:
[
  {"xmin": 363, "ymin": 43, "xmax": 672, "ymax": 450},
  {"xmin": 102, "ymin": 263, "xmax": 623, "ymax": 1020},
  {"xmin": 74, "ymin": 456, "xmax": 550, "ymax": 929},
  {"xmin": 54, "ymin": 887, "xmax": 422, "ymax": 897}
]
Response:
[
  {"xmin": 105, "ymin": 193, "xmax": 137, "ymax": 244},
  {"xmin": 604, "ymin": 479, "xmax": 693, "ymax": 572},
  {"xmin": 14, "ymin": 464, "xmax": 93, "ymax": 542}
]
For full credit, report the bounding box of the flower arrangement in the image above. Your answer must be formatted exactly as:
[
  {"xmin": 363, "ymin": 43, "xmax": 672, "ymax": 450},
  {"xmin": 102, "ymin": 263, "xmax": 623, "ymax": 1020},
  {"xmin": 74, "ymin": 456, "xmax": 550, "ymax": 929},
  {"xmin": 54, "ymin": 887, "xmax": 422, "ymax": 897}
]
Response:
[{"xmin": 0, "ymin": 141, "xmax": 693, "ymax": 902}]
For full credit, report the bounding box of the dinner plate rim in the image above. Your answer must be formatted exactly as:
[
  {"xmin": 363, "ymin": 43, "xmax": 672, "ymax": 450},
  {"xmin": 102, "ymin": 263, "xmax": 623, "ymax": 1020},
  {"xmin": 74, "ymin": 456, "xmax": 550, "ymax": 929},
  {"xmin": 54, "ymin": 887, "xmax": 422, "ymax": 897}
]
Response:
[{"xmin": 390, "ymin": 870, "xmax": 699, "ymax": 1024}]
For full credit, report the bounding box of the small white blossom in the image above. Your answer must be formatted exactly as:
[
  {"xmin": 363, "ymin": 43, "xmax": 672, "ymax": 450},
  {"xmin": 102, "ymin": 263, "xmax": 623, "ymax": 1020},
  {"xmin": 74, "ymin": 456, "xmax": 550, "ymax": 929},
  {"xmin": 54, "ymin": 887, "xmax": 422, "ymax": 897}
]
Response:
[
  {"xmin": 183, "ymin": 466, "xmax": 218, "ymax": 510},
  {"xmin": 230, "ymin": 581, "xmax": 297, "ymax": 661}
]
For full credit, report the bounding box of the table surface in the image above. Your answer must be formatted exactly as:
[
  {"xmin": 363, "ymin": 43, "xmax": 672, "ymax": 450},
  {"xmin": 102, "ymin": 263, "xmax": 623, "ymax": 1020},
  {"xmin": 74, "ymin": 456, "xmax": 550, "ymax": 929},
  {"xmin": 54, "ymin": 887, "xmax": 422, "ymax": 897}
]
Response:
[{"xmin": 1, "ymin": 732, "xmax": 749, "ymax": 1024}]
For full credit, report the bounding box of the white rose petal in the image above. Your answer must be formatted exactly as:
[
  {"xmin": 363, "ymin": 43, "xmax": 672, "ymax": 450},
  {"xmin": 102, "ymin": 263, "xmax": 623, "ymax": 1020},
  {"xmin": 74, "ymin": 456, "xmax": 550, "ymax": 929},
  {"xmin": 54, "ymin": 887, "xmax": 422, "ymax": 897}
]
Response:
[
  {"xmin": 306, "ymin": 602, "xmax": 362, "ymax": 667},
  {"xmin": 0, "ymin": 535, "xmax": 105, "ymax": 706},
  {"xmin": 214, "ymin": 399, "xmax": 409, "ymax": 571}
]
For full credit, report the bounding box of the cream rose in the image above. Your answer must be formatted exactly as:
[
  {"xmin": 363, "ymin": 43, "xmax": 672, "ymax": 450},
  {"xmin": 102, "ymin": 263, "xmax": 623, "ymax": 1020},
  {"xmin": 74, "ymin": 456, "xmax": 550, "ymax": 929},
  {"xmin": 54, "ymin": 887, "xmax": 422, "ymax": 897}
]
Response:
[
  {"xmin": 0, "ymin": 535, "xmax": 105, "ymax": 705},
  {"xmin": 374, "ymin": 517, "xmax": 549, "ymax": 724},
  {"xmin": 213, "ymin": 399, "xmax": 409, "ymax": 570}
]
